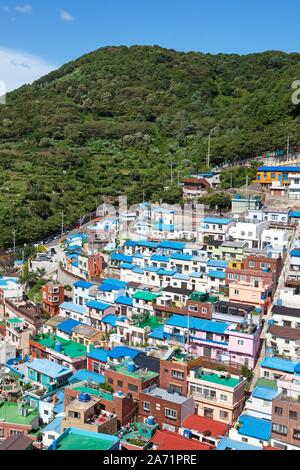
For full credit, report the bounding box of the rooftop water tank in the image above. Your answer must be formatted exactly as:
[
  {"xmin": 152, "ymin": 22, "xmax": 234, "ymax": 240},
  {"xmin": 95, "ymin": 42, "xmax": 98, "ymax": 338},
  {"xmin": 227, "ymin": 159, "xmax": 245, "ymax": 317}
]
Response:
[
  {"xmin": 79, "ymin": 392, "xmax": 91, "ymax": 402},
  {"xmin": 128, "ymin": 362, "xmax": 136, "ymax": 373},
  {"xmin": 54, "ymin": 342, "xmax": 62, "ymax": 353},
  {"xmin": 183, "ymin": 429, "xmax": 193, "ymax": 439},
  {"xmin": 117, "ymin": 391, "xmax": 123, "ymax": 397},
  {"xmin": 147, "ymin": 416, "xmax": 155, "ymax": 426},
  {"xmin": 255, "ymin": 307, "xmax": 262, "ymax": 313}
]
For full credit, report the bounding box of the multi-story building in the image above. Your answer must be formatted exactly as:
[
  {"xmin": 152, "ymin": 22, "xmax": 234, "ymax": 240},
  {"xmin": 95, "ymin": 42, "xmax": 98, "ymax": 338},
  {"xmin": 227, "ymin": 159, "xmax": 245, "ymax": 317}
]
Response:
[
  {"xmin": 41, "ymin": 282, "xmax": 65, "ymax": 317},
  {"xmin": 139, "ymin": 385, "xmax": 195, "ymax": 432},
  {"xmin": 0, "ymin": 401, "xmax": 39, "ymax": 440},
  {"xmin": 271, "ymin": 394, "xmax": 300, "ymax": 449},
  {"xmin": 187, "ymin": 367, "xmax": 246, "ymax": 424}
]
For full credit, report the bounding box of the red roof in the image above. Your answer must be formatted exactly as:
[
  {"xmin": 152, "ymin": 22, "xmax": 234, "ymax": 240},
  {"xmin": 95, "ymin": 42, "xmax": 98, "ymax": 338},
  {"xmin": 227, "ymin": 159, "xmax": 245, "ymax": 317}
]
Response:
[
  {"xmin": 182, "ymin": 414, "xmax": 228, "ymax": 438},
  {"xmin": 151, "ymin": 430, "xmax": 213, "ymax": 451},
  {"xmin": 263, "ymin": 446, "xmax": 282, "ymax": 451}
]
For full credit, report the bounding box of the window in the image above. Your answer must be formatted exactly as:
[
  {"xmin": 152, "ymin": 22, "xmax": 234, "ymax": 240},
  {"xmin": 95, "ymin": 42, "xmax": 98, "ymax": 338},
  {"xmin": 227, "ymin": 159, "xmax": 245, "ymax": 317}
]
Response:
[
  {"xmin": 241, "ymin": 437, "xmax": 248, "ymax": 443},
  {"xmin": 220, "ymin": 394, "xmax": 227, "ymax": 401},
  {"xmin": 48, "ymin": 434, "xmax": 56, "ymax": 441},
  {"xmin": 234, "ymin": 289, "xmax": 239, "ymax": 295},
  {"xmin": 165, "ymin": 408, "xmax": 177, "ymax": 420},
  {"xmin": 272, "ymin": 423, "xmax": 287, "ymax": 435},
  {"xmin": 143, "ymin": 401, "xmax": 150, "ymax": 412},
  {"xmin": 128, "ymin": 383, "xmax": 138, "ymax": 392},
  {"xmin": 107, "ymin": 377, "xmax": 114, "ymax": 385},
  {"xmin": 237, "ymin": 340, "xmax": 244, "ymax": 346},
  {"xmin": 92, "ymin": 362, "xmax": 100, "ymax": 374},
  {"xmin": 219, "ymin": 410, "xmax": 229, "ymax": 420},
  {"xmin": 10, "ymin": 430, "xmax": 23, "ymax": 436},
  {"xmin": 249, "ymin": 261, "xmax": 255, "ymax": 268},
  {"xmin": 162, "ymin": 423, "xmax": 176, "ymax": 432},
  {"xmin": 44, "ymin": 410, "xmax": 49, "ymax": 415},
  {"xmin": 202, "ymin": 307, "xmax": 207, "ymax": 314},
  {"xmin": 69, "ymin": 411, "xmax": 80, "ymax": 419},
  {"xmin": 169, "ymin": 384, "xmax": 183, "ymax": 395},
  {"xmin": 117, "ymin": 380, "xmax": 123, "ymax": 388},
  {"xmin": 0, "ymin": 429, "xmax": 3, "ymax": 437},
  {"xmin": 156, "ymin": 403, "xmax": 161, "ymax": 411},
  {"xmin": 171, "ymin": 370, "xmax": 184, "ymax": 380},
  {"xmin": 289, "ymin": 410, "xmax": 298, "ymax": 420},
  {"xmin": 204, "ymin": 407, "xmax": 214, "ymax": 419},
  {"xmin": 274, "ymin": 406, "xmax": 283, "ymax": 416},
  {"xmin": 293, "ymin": 429, "xmax": 300, "ymax": 440}
]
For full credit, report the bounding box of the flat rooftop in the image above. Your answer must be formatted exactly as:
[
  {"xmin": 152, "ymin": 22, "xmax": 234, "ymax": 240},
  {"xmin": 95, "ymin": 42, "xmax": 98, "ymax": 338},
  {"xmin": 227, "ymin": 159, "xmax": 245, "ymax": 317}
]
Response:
[
  {"xmin": 143, "ymin": 386, "xmax": 189, "ymax": 404},
  {"xmin": 114, "ymin": 364, "xmax": 158, "ymax": 382},
  {"xmin": 194, "ymin": 371, "xmax": 241, "ymax": 388},
  {"xmin": 32, "ymin": 334, "xmax": 87, "ymax": 358},
  {"xmin": 73, "ymin": 386, "xmax": 113, "ymax": 402},
  {"xmin": 55, "ymin": 430, "xmax": 118, "ymax": 451},
  {"xmin": 0, "ymin": 402, "xmax": 38, "ymax": 425}
]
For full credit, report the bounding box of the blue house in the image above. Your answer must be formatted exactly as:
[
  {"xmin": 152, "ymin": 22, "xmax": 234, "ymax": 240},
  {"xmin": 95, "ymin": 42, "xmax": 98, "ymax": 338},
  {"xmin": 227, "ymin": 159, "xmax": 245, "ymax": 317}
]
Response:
[{"xmin": 26, "ymin": 358, "xmax": 73, "ymax": 393}]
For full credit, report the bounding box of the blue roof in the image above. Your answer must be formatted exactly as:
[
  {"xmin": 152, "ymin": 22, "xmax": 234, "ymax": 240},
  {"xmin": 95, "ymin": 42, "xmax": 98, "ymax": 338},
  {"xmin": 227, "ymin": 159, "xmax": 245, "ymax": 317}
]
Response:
[
  {"xmin": 289, "ymin": 211, "xmax": 300, "ymax": 218},
  {"xmin": 107, "ymin": 346, "xmax": 140, "ymax": 360},
  {"xmin": 88, "ymin": 346, "xmax": 140, "ymax": 362},
  {"xmin": 144, "ymin": 266, "xmax": 160, "ymax": 273},
  {"xmin": 252, "ymin": 386, "xmax": 279, "ymax": 401},
  {"xmin": 115, "ymin": 296, "xmax": 133, "ymax": 307},
  {"xmin": 43, "ymin": 416, "xmax": 63, "ymax": 435},
  {"xmin": 216, "ymin": 437, "xmax": 261, "ymax": 451},
  {"xmin": 151, "ymin": 254, "xmax": 170, "ymax": 263},
  {"xmin": 203, "ymin": 217, "xmax": 232, "ymax": 225},
  {"xmin": 148, "ymin": 326, "xmax": 166, "ymax": 340},
  {"xmin": 73, "ymin": 280, "xmax": 94, "ymax": 289},
  {"xmin": 207, "ymin": 259, "xmax": 228, "ymax": 268},
  {"xmin": 86, "ymin": 300, "xmax": 112, "ymax": 311},
  {"xmin": 260, "ymin": 356, "xmax": 297, "ymax": 374},
  {"xmin": 26, "ymin": 359, "xmax": 72, "ymax": 379},
  {"xmin": 158, "ymin": 240, "xmax": 185, "ymax": 251},
  {"xmin": 101, "ymin": 315, "xmax": 126, "ymax": 327},
  {"xmin": 291, "ymin": 249, "xmax": 300, "ymax": 258},
  {"xmin": 87, "ymin": 348, "xmax": 109, "ymax": 362},
  {"xmin": 153, "ymin": 223, "xmax": 175, "ymax": 231},
  {"xmin": 111, "ymin": 253, "xmax": 133, "ymax": 263},
  {"xmin": 59, "ymin": 302, "xmax": 86, "ymax": 315},
  {"xmin": 124, "ymin": 240, "xmax": 137, "ymax": 247},
  {"xmin": 101, "ymin": 278, "xmax": 127, "ymax": 289},
  {"xmin": 135, "ymin": 240, "xmax": 158, "ymax": 248},
  {"xmin": 171, "ymin": 253, "xmax": 193, "ymax": 261},
  {"xmin": 237, "ymin": 415, "xmax": 271, "ymax": 442},
  {"xmin": 166, "ymin": 314, "xmax": 229, "ymax": 334},
  {"xmin": 132, "ymin": 266, "xmax": 144, "ymax": 274},
  {"xmin": 258, "ymin": 166, "xmax": 300, "ymax": 172},
  {"xmin": 57, "ymin": 319, "xmax": 82, "ymax": 334},
  {"xmin": 157, "ymin": 269, "xmax": 177, "ymax": 276},
  {"xmin": 68, "ymin": 369, "xmax": 105, "ymax": 385},
  {"xmin": 208, "ymin": 270, "xmax": 226, "ymax": 279}
]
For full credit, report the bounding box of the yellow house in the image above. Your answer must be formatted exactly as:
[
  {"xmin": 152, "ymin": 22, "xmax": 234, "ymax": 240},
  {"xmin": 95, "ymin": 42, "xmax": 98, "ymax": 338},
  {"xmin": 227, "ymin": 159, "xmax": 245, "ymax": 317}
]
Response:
[
  {"xmin": 255, "ymin": 166, "xmax": 300, "ymax": 186},
  {"xmin": 71, "ymin": 323, "xmax": 105, "ymax": 347}
]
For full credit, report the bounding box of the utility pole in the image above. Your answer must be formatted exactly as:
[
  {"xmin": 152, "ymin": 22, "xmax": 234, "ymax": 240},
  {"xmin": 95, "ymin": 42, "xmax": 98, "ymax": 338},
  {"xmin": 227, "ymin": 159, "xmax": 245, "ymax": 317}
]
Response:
[
  {"xmin": 177, "ymin": 171, "xmax": 182, "ymax": 187},
  {"xmin": 287, "ymin": 136, "xmax": 292, "ymax": 162},
  {"xmin": 170, "ymin": 158, "xmax": 174, "ymax": 186},
  {"xmin": 12, "ymin": 229, "xmax": 16, "ymax": 254},
  {"xmin": 61, "ymin": 212, "xmax": 64, "ymax": 237}
]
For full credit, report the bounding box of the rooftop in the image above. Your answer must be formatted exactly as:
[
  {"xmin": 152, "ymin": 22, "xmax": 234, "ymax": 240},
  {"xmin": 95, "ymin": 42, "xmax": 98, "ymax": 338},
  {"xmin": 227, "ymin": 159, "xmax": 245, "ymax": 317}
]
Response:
[
  {"xmin": 0, "ymin": 401, "xmax": 38, "ymax": 426},
  {"xmin": 133, "ymin": 291, "xmax": 160, "ymax": 302},
  {"xmin": 26, "ymin": 358, "xmax": 72, "ymax": 379},
  {"xmin": 32, "ymin": 334, "xmax": 87, "ymax": 359},
  {"xmin": 182, "ymin": 414, "xmax": 228, "ymax": 438},
  {"xmin": 166, "ymin": 314, "xmax": 230, "ymax": 335},
  {"xmin": 260, "ymin": 356, "xmax": 297, "ymax": 374},
  {"xmin": 114, "ymin": 364, "xmax": 158, "ymax": 382},
  {"xmin": 51, "ymin": 428, "xmax": 119, "ymax": 451},
  {"xmin": 237, "ymin": 414, "xmax": 271, "ymax": 442},
  {"xmin": 196, "ymin": 371, "xmax": 241, "ymax": 388},
  {"xmin": 142, "ymin": 386, "xmax": 190, "ymax": 404},
  {"xmin": 73, "ymin": 385, "xmax": 113, "ymax": 402}
]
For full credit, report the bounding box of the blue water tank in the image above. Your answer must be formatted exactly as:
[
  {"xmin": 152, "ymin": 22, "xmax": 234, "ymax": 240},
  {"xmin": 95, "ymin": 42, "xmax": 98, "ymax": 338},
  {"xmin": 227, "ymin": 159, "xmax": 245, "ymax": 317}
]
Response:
[
  {"xmin": 277, "ymin": 299, "xmax": 283, "ymax": 306},
  {"xmin": 183, "ymin": 429, "xmax": 193, "ymax": 439},
  {"xmin": 262, "ymin": 267, "xmax": 270, "ymax": 273},
  {"xmin": 268, "ymin": 319, "xmax": 275, "ymax": 326},
  {"xmin": 147, "ymin": 416, "xmax": 155, "ymax": 426},
  {"xmin": 117, "ymin": 391, "xmax": 123, "ymax": 397},
  {"xmin": 255, "ymin": 307, "xmax": 262, "ymax": 313},
  {"xmin": 128, "ymin": 362, "xmax": 136, "ymax": 373},
  {"xmin": 79, "ymin": 393, "xmax": 91, "ymax": 402},
  {"xmin": 54, "ymin": 342, "xmax": 62, "ymax": 353}
]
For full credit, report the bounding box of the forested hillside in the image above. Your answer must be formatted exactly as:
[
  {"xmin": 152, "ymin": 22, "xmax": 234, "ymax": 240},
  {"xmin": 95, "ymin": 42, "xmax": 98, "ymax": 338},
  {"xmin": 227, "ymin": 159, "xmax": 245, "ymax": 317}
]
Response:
[{"xmin": 0, "ymin": 45, "xmax": 300, "ymax": 247}]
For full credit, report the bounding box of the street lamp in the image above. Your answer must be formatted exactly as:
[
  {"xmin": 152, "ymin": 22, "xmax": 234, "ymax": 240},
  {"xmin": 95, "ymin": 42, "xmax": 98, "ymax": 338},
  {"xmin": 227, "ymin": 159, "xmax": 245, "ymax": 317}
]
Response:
[{"xmin": 207, "ymin": 126, "xmax": 218, "ymax": 169}]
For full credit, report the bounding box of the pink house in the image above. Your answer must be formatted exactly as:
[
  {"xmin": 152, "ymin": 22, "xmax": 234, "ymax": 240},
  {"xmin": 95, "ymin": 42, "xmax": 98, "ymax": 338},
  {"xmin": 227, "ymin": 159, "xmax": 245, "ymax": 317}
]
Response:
[
  {"xmin": 229, "ymin": 280, "xmax": 272, "ymax": 314},
  {"xmin": 163, "ymin": 315, "xmax": 260, "ymax": 369}
]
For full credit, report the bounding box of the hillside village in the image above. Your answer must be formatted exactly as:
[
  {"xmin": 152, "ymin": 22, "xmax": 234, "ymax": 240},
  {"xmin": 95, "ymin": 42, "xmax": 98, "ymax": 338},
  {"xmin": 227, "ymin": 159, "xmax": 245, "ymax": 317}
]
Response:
[{"xmin": 1, "ymin": 163, "xmax": 300, "ymax": 451}]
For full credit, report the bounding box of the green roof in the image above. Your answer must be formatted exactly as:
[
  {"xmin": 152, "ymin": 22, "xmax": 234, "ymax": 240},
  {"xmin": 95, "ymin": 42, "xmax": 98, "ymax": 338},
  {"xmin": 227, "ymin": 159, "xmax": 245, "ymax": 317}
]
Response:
[
  {"xmin": 138, "ymin": 316, "xmax": 163, "ymax": 329},
  {"xmin": 115, "ymin": 364, "xmax": 158, "ymax": 381},
  {"xmin": 133, "ymin": 291, "xmax": 159, "ymax": 302},
  {"xmin": 255, "ymin": 377, "xmax": 278, "ymax": 389},
  {"xmin": 7, "ymin": 318, "xmax": 23, "ymax": 324},
  {"xmin": 0, "ymin": 402, "xmax": 38, "ymax": 426},
  {"xmin": 56, "ymin": 433, "xmax": 116, "ymax": 450},
  {"xmin": 199, "ymin": 372, "xmax": 240, "ymax": 388},
  {"xmin": 33, "ymin": 334, "xmax": 87, "ymax": 358},
  {"xmin": 73, "ymin": 386, "xmax": 113, "ymax": 402}
]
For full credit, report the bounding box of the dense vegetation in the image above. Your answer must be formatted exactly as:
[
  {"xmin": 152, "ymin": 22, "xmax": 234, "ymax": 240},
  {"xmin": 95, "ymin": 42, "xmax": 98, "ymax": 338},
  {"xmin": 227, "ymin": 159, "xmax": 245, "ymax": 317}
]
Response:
[{"xmin": 1, "ymin": 45, "xmax": 300, "ymax": 247}]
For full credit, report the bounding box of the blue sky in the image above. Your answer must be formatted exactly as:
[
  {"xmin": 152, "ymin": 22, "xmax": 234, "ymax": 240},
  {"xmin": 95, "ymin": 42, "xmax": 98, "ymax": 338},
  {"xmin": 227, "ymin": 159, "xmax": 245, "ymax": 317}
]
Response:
[{"xmin": 1, "ymin": 0, "xmax": 300, "ymax": 90}]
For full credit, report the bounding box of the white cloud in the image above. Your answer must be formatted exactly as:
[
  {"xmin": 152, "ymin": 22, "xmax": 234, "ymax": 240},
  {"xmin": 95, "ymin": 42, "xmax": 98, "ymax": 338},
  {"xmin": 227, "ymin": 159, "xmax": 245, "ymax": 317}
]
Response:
[
  {"xmin": 15, "ymin": 4, "xmax": 32, "ymax": 14},
  {"xmin": 60, "ymin": 9, "xmax": 74, "ymax": 22},
  {"xmin": 0, "ymin": 47, "xmax": 57, "ymax": 92}
]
